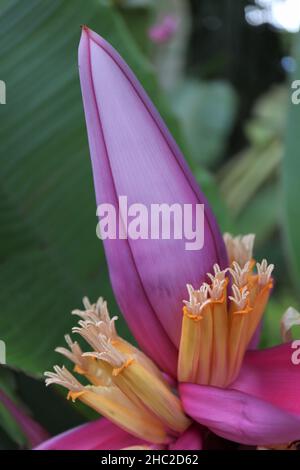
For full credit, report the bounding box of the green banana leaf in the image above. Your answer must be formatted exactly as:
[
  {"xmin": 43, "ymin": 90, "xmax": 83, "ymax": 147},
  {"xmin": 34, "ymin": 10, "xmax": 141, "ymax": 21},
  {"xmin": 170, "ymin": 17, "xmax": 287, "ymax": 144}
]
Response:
[{"xmin": 0, "ymin": 0, "xmax": 181, "ymax": 376}]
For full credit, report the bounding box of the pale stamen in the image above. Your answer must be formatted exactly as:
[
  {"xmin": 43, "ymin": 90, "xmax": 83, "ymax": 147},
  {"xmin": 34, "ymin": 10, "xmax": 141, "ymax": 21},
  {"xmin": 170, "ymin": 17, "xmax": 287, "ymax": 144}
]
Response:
[
  {"xmin": 72, "ymin": 297, "xmax": 114, "ymax": 334},
  {"xmin": 224, "ymin": 233, "xmax": 255, "ymax": 266},
  {"xmin": 280, "ymin": 307, "xmax": 300, "ymax": 342},
  {"xmin": 229, "ymin": 285, "xmax": 249, "ymax": 310},
  {"xmin": 45, "ymin": 366, "xmax": 83, "ymax": 392},
  {"xmin": 183, "ymin": 283, "xmax": 210, "ymax": 316},
  {"xmin": 229, "ymin": 261, "xmax": 251, "ymax": 288},
  {"xmin": 207, "ymin": 263, "xmax": 228, "ymax": 282},
  {"xmin": 206, "ymin": 264, "xmax": 228, "ymax": 301},
  {"xmin": 55, "ymin": 335, "xmax": 86, "ymax": 369},
  {"xmin": 208, "ymin": 278, "xmax": 227, "ymax": 301},
  {"xmin": 84, "ymin": 317, "xmax": 118, "ymax": 338},
  {"xmin": 256, "ymin": 259, "xmax": 274, "ymax": 286},
  {"xmin": 83, "ymin": 334, "xmax": 126, "ymax": 368},
  {"xmin": 72, "ymin": 321, "xmax": 104, "ymax": 353}
]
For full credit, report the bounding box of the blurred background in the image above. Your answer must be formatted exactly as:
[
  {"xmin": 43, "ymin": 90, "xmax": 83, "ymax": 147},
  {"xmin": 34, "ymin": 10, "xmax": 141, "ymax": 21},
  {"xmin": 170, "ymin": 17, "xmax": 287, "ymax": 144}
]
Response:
[{"xmin": 1, "ymin": 0, "xmax": 300, "ymax": 448}]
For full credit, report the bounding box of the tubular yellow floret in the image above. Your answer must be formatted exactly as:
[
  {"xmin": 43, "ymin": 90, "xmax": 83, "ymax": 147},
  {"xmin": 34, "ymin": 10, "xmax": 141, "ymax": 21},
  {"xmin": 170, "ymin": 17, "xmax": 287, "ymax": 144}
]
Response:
[
  {"xmin": 227, "ymin": 286, "xmax": 252, "ymax": 384},
  {"xmin": 196, "ymin": 300, "xmax": 213, "ymax": 384},
  {"xmin": 72, "ymin": 385, "xmax": 168, "ymax": 444},
  {"xmin": 46, "ymin": 297, "xmax": 190, "ymax": 445},
  {"xmin": 45, "ymin": 365, "xmax": 167, "ymax": 444},
  {"xmin": 178, "ymin": 234, "xmax": 274, "ymax": 388},
  {"xmin": 178, "ymin": 283, "xmax": 210, "ymax": 384},
  {"xmin": 209, "ymin": 275, "xmax": 228, "ymax": 387},
  {"xmin": 177, "ymin": 305, "xmax": 202, "ymax": 382},
  {"xmin": 113, "ymin": 359, "xmax": 190, "ymax": 434}
]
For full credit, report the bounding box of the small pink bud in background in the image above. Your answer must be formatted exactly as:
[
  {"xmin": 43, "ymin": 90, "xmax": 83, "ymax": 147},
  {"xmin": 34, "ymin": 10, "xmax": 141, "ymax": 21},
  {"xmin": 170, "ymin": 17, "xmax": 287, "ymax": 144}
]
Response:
[{"xmin": 148, "ymin": 15, "xmax": 179, "ymax": 44}]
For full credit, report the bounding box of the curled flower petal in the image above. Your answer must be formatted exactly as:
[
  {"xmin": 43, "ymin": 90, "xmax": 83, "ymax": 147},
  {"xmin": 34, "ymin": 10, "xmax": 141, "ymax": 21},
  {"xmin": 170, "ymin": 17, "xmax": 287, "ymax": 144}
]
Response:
[
  {"xmin": 233, "ymin": 343, "xmax": 300, "ymax": 415},
  {"xmin": 78, "ymin": 27, "xmax": 227, "ymax": 374},
  {"xmin": 35, "ymin": 418, "xmax": 147, "ymax": 450},
  {"xmin": 168, "ymin": 424, "xmax": 203, "ymax": 450},
  {"xmin": 0, "ymin": 389, "xmax": 49, "ymax": 448},
  {"xmin": 180, "ymin": 383, "xmax": 300, "ymax": 446}
]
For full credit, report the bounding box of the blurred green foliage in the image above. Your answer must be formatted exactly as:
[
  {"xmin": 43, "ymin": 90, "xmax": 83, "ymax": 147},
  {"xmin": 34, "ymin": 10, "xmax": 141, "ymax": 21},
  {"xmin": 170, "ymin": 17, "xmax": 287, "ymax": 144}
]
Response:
[
  {"xmin": 283, "ymin": 31, "xmax": 300, "ymax": 292},
  {"xmin": 0, "ymin": 0, "xmax": 300, "ymax": 448},
  {"xmin": 172, "ymin": 79, "xmax": 237, "ymax": 167}
]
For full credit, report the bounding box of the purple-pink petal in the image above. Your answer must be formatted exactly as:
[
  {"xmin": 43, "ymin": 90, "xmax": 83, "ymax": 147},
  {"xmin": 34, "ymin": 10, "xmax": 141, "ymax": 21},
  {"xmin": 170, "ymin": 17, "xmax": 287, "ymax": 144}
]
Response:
[
  {"xmin": 233, "ymin": 343, "xmax": 300, "ymax": 415},
  {"xmin": 180, "ymin": 383, "xmax": 300, "ymax": 446},
  {"xmin": 247, "ymin": 320, "xmax": 262, "ymax": 349},
  {"xmin": 168, "ymin": 424, "xmax": 203, "ymax": 450},
  {"xmin": 0, "ymin": 389, "xmax": 49, "ymax": 448},
  {"xmin": 35, "ymin": 418, "xmax": 147, "ymax": 450},
  {"xmin": 78, "ymin": 27, "xmax": 227, "ymax": 374}
]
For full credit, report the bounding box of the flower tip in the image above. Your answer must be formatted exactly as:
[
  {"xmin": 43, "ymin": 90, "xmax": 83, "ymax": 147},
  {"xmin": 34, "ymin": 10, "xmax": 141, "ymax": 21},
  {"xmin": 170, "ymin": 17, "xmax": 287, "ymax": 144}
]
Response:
[
  {"xmin": 80, "ymin": 24, "xmax": 89, "ymax": 33},
  {"xmin": 78, "ymin": 26, "xmax": 110, "ymax": 63}
]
